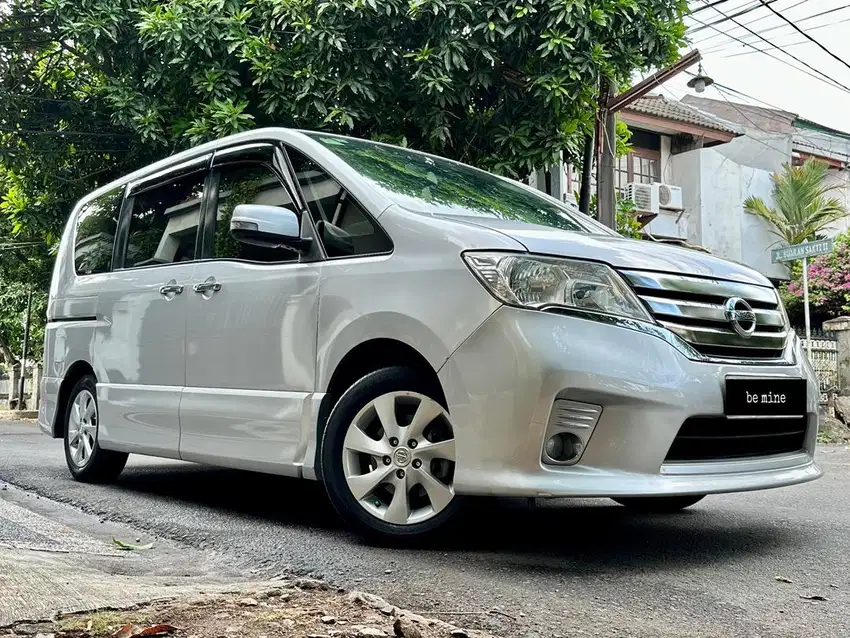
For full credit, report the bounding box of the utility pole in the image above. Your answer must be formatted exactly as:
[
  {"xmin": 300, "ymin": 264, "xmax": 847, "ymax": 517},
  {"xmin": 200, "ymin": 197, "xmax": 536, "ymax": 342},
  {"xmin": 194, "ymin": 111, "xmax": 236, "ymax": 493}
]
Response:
[
  {"xmin": 596, "ymin": 78, "xmax": 617, "ymax": 229},
  {"xmin": 578, "ymin": 132, "xmax": 594, "ymax": 214},
  {"xmin": 594, "ymin": 49, "xmax": 703, "ymax": 229},
  {"xmin": 18, "ymin": 288, "xmax": 32, "ymax": 410}
]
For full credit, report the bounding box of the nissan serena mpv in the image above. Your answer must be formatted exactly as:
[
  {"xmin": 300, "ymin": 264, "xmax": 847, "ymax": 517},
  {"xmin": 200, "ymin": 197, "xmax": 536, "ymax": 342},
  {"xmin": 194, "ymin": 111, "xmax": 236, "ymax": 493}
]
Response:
[{"xmin": 39, "ymin": 129, "xmax": 822, "ymax": 540}]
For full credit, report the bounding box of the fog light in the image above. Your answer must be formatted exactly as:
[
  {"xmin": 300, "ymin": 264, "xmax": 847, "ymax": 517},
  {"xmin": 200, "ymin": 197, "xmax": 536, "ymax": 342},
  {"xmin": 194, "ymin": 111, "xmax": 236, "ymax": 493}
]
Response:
[
  {"xmin": 545, "ymin": 434, "xmax": 564, "ymax": 459},
  {"xmin": 544, "ymin": 432, "xmax": 583, "ymax": 463}
]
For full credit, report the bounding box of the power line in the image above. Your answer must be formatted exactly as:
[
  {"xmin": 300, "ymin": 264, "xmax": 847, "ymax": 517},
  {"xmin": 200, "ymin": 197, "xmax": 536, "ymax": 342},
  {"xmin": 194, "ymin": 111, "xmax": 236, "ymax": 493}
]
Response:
[
  {"xmin": 0, "ymin": 91, "xmax": 95, "ymax": 104},
  {"xmin": 711, "ymin": 83, "xmax": 850, "ymax": 160},
  {"xmin": 754, "ymin": 0, "xmax": 850, "ymax": 73},
  {"xmin": 690, "ymin": 0, "xmax": 808, "ymax": 46},
  {"xmin": 0, "ymin": 127, "xmax": 131, "ymax": 137},
  {"xmin": 696, "ymin": 3, "xmax": 850, "ymax": 53},
  {"xmin": 722, "ymin": 17, "xmax": 850, "ymax": 58},
  {"xmin": 679, "ymin": 71, "xmax": 850, "ymax": 157},
  {"xmin": 645, "ymin": 76, "xmax": 792, "ymax": 156},
  {"xmin": 690, "ymin": 0, "xmax": 734, "ymax": 15},
  {"xmin": 687, "ymin": 0, "xmax": 778, "ymax": 34},
  {"xmin": 688, "ymin": 8, "xmax": 850, "ymax": 94},
  {"xmin": 684, "ymin": 71, "xmax": 780, "ymax": 109},
  {"xmin": 2, "ymin": 148, "xmax": 131, "ymax": 153}
]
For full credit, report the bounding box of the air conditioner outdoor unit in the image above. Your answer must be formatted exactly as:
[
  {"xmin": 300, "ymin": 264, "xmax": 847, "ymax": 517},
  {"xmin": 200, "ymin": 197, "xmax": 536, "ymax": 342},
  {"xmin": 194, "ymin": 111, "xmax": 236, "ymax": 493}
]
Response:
[
  {"xmin": 625, "ymin": 183, "xmax": 657, "ymax": 215},
  {"xmin": 658, "ymin": 183, "xmax": 684, "ymax": 211},
  {"xmin": 625, "ymin": 183, "xmax": 684, "ymax": 214}
]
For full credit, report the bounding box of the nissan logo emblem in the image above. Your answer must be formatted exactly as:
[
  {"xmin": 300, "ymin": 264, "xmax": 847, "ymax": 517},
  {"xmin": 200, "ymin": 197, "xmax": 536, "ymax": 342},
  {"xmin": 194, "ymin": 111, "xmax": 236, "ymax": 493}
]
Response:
[
  {"xmin": 724, "ymin": 297, "xmax": 757, "ymax": 339},
  {"xmin": 393, "ymin": 448, "xmax": 411, "ymax": 467}
]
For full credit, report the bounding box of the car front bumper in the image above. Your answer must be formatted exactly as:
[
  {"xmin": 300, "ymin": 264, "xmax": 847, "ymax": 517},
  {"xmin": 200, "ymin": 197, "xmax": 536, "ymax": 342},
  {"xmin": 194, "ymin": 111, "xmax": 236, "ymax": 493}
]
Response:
[{"xmin": 438, "ymin": 306, "xmax": 821, "ymax": 498}]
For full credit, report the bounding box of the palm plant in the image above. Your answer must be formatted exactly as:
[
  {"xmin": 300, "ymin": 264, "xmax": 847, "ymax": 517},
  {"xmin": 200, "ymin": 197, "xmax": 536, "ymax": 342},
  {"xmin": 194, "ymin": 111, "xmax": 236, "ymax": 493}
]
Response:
[{"xmin": 743, "ymin": 158, "xmax": 847, "ymax": 246}]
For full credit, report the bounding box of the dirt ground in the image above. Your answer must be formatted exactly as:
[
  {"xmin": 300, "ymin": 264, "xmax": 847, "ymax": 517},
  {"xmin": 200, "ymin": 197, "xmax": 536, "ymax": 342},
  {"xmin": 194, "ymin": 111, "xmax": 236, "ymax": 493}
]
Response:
[{"xmin": 1, "ymin": 580, "xmax": 496, "ymax": 638}]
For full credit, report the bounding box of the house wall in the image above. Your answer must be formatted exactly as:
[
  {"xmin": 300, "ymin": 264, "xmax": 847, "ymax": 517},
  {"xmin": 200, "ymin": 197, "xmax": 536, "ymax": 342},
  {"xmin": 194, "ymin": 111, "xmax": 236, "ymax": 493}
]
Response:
[
  {"xmin": 669, "ymin": 149, "xmax": 701, "ymax": 244},
  {"xmin": 714, "ymin": 132, "xmax": 791, "ymax": 172},
  {"xmin": 671, "ymin": 146, "xmax": 789, "ymax": 281},
  {"xmin": 822, "ymin": 167, "xmax": 850, "ymax": 236},
  {"xmin": 660, "ymin": 135, "xmax": 673, "ymax": 183}
]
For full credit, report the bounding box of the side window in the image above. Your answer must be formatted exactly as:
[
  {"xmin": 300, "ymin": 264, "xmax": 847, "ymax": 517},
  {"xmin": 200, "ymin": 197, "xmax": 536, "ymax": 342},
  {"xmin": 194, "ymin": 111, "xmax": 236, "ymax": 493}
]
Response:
[
  {"xmin": 124, "ymin": 172, "xmax": 205, "ymax": 268},
  {"xmin": 212, "ymin": 162, "xmax": 299, "ymax": 263},
  {"xmin": 286, "ymin": 147, "xmax": 392, "ymax": 258},
  {"xmin": 74, "ymin": 188, "xmax": 123, "ymax": 275}
]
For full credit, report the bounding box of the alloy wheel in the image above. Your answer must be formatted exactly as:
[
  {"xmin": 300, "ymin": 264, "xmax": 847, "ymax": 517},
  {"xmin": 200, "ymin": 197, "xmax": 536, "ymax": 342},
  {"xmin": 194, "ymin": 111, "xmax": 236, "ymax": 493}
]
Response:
[
  {"xmin": 68, "ymin": 389, "xmax": 97, "ymax": 467},
  {"xmin": 341, "ymin": 391, "xmax": 456, "ymax": 525}
]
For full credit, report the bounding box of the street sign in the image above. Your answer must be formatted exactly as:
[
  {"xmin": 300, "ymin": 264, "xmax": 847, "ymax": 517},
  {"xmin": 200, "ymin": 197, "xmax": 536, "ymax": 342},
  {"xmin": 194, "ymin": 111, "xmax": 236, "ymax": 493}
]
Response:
[
  {"xmin": 771, "ymin": 238, "xmax": 834, "ymax": 263},
  {"xmin": 769, "ymin": 239, "xmax": 835, "ymax": 360}
]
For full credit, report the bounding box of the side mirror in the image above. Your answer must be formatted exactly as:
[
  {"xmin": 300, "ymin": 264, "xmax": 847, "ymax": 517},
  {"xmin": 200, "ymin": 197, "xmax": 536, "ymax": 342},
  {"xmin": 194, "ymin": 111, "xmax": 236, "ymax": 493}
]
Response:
[{"xmin": 230, "ymin": 204, "xmax": 311, "ymax": 253}]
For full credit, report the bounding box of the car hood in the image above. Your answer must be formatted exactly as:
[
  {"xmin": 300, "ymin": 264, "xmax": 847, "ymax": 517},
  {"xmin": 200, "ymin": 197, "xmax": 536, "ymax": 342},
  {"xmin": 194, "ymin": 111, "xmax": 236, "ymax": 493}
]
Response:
[{"xmin": 437, "ymin": 215, "xmax": 773, "ymax": 287}]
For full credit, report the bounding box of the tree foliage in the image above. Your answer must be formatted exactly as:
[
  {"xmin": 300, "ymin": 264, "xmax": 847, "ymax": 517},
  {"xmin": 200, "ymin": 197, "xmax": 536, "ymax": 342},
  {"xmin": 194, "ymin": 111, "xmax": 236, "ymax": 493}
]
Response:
[
  {"xmin": 0, "ymin": 1, "xmax": 687, "ymax": 360},
  {"xmin": 0, "ymin": 0, "xmax": 688, "ymax": 243},
  {"xmin": 744, "ymin": 158, "xmax": 848, "ymax": 247},
  {"xmin": 0, "ymin": 204, "xmax": 51, "ymax": 368}
]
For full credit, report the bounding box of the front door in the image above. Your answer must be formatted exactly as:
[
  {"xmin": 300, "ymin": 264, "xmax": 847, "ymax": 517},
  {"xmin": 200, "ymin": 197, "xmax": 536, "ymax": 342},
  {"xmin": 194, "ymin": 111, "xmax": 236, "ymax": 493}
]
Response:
[
  {"xmin": 95, "ymin": 157, "xmax": 209, "ymax": 456},
  {"xmin": 179, "ymin": 143, "xmax": 321, "ymax": 475}
]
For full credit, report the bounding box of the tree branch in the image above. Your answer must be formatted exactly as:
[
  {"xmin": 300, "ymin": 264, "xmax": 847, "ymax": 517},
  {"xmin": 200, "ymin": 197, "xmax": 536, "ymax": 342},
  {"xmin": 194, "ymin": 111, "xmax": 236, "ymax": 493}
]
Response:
[
  {"xmin": 58, "ymin": 40, "xmax": 100, "ymax": 70},
  {"xmin": 0, "ymin": 333, "xmax": 18, "ymax": 367}
]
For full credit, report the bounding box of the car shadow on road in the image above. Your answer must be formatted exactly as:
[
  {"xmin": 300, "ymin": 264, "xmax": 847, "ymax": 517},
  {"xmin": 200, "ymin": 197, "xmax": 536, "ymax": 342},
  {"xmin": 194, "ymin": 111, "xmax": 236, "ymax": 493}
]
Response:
[{"xmin": 113, "ymin": 462, "xmax": 810, "ymax": 571}]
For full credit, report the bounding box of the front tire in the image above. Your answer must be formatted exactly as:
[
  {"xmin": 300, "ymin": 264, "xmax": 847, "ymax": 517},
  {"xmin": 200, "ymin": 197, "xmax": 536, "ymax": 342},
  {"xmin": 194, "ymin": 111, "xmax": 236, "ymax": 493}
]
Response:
[
  {"xmin": 612, "ymin": 495, "xmax": 705, "ymax": 512},
  {"xmin": 321, "ymin": 367, "xmax": 462, "ymax": 542},
  {"xmin": 63, "ymin": 375, "xmax": 128, "ymax": 483}
]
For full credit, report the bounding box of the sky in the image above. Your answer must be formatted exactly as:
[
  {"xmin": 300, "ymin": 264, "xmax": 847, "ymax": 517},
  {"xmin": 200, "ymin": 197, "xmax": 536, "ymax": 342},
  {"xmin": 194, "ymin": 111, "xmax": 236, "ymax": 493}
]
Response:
[{"xmin": 657, "ymin": 0, "xmax": 850, "ymax": 132}]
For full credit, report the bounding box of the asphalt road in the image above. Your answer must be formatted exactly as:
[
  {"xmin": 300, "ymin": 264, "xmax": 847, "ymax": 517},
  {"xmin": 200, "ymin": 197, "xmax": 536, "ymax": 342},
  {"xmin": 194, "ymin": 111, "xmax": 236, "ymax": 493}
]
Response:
[{"xmin": 1, "ymin": 420, "xmax": 848, "ymax": 637}]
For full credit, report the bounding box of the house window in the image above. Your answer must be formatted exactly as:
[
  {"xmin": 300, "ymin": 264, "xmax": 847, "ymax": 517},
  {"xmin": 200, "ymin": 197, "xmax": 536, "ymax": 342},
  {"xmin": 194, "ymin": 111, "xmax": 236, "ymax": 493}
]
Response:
[{"xmin": 615, "ymin": 149, "xmax": 661, "ymax": 193}]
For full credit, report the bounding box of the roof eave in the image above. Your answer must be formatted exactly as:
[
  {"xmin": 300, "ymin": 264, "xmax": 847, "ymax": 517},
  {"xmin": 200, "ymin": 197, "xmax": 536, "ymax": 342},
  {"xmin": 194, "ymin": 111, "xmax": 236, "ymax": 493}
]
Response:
[{"xmin": 620, "ymin": 111, "xmax": 740, "ymax": 143}]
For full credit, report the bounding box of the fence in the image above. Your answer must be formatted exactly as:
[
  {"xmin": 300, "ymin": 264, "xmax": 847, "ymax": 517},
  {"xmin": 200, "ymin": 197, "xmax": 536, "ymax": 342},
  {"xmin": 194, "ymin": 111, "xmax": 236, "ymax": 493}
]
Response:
[{"xmin": 797, "ymin": 328, "xmax": 838, "ymax": 405}]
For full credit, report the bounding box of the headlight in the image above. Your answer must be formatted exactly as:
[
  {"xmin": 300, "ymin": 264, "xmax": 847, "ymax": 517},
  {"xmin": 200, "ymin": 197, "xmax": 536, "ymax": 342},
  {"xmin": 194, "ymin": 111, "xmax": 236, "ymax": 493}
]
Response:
[{"xmin": 463, "ymin": 251, "xmax": 652, "ymax": 322}]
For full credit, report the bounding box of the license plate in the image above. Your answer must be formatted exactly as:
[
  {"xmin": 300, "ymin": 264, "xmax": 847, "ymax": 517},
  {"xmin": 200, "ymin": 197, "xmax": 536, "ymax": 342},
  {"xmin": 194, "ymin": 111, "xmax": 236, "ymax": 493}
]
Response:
[{"xmin": 725, "ymin": 378, "xmax": 806, "ymax": 417}]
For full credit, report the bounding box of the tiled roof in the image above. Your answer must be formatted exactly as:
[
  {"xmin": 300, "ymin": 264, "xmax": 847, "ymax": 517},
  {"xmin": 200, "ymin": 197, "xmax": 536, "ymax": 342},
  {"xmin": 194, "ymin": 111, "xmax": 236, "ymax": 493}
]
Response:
[
  {"xmin": 681, "ymin": 95, "xmax": 798, "ymax": 134},
  {"xmin": 624, "ymin": 94, "xmax": 743, "ymax": 135}
]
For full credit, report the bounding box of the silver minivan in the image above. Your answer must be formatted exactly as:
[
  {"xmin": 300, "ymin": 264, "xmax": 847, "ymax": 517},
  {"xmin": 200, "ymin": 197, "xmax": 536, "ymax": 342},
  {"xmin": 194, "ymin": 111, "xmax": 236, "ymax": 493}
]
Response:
[{"xmin": 40, "ymin": 129, "xmax": 821, "ymax": 540}]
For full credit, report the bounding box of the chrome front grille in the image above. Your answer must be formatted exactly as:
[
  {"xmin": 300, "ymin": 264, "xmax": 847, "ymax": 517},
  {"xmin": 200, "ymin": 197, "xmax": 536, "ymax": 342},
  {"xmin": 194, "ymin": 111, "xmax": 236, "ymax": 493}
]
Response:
[{"xmin": 620, "ymin": 270, "xmax": 788, "ymax": 360}]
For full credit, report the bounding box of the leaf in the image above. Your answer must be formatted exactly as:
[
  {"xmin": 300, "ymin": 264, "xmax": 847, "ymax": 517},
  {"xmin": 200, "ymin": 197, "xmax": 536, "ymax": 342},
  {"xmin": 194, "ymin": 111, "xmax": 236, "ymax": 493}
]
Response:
[
  {"xmin": 112, "ymin": 537, "xmax": 154, "ymax": 551},
  {"xmin": 110, "ymin": 625, "xmax": 178, "ymax": 638}
]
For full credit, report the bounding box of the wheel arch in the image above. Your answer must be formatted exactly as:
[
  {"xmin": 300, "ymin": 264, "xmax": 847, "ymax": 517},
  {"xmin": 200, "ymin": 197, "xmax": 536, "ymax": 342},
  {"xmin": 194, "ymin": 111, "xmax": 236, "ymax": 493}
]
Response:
[
  {"xmin": 52, "ymin": 360, "xmax": 96, "ymax": 438},
  {"xmin": 311, "ymin": 337, "xmax": 447, "ymax": 480}
]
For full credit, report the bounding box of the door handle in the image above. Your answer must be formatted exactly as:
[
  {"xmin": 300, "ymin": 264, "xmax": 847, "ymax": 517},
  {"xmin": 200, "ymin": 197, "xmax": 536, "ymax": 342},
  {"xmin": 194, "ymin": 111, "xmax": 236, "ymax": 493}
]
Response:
[
  {"xmin": 193, "ymin": 281, "xmax": 222, "ymax": 294},
  {"xmin": 159, "ymin": 284, "xmax": 184, "ymax": 296}
]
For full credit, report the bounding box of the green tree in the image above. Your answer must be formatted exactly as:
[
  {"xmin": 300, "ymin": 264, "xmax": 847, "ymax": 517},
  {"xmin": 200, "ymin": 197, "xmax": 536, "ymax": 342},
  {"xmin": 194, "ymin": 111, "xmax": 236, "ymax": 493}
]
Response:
[
  {"xmin": 0, "ymin": 0, "xmax": 688, "ymax": 243},
  {"xmin": 743, "ymin": 158, "xmax": 848, "ymax": 246}
]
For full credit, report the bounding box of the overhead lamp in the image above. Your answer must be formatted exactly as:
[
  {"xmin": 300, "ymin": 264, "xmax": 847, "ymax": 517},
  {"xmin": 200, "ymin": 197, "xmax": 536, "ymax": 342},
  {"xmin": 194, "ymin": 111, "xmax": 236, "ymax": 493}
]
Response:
[{"xmin": 687, "ymin": 64, "xmax": 714, "ymax": 93}]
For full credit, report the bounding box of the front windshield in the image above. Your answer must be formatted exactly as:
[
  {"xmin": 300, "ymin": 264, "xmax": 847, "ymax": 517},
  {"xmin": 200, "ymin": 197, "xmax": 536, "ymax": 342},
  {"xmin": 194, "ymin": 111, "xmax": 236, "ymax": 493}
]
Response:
[{"xmin": 306, "ymin": 133, "xmax": 610, "ymax": 235}]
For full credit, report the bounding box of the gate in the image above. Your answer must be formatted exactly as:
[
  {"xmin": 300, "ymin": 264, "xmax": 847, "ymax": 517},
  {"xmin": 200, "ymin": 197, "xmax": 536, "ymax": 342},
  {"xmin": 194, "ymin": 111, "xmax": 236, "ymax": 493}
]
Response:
[{"xmin": 797, "ymin": 328, "xmax": 838, "ymax": 405}]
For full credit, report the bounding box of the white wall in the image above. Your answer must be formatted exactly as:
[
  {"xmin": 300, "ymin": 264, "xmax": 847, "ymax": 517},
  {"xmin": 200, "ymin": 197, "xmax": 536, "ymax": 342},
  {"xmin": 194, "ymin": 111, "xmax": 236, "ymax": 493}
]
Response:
[
  {"xmin": 670, "ymin": 146, "xmax": 789, "ymax": 280},
  {"xmin": 714, "ymin": 132, "xmax": 790, "ymax": 172},
  {"xmin": 822, "ymin": 167, "xmax": 850, "ymax": 236},
  {"xmin": 669, "ymin": 149, "xmax": 702, "ymax": 245},
  {"xmin": 660, "ymin": 135, "xmax": 673, "ymax": 184}
]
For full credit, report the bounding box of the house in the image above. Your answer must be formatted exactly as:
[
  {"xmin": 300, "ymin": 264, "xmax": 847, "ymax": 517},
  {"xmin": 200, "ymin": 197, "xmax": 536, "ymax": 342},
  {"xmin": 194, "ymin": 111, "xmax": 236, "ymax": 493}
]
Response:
[
  {"xmin": 535, "ymin": 93, "xmax": 850, "ymax": 283},
  {"xmin": 614, "ymin": 94, "xmax": 745, "ymax": 245},
  {"xmin": 682, "ymin": 94, "xmax": 850, "ymax": 238}
]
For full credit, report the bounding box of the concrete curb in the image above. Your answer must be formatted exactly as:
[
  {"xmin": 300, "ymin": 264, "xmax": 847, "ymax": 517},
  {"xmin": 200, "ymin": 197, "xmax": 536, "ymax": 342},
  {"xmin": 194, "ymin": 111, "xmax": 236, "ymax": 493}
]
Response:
[{"xmin": 0, "ymin": 411, "xmax": 38, "ymax": 420}]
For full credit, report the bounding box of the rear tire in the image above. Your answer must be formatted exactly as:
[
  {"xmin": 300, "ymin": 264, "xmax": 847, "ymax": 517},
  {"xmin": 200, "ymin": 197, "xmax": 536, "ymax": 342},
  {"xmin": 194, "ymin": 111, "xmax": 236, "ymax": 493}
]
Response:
[
  {"xmin": 612, "ymin": 495, "xmax": 705, "ymax": 512},
  {"xmin": 321, "ymin": 366, "xmax": 462, "ymax": 542},
  {"xmin": 63, "ymin": 375, "xmax": 128, "ymax": 483}
]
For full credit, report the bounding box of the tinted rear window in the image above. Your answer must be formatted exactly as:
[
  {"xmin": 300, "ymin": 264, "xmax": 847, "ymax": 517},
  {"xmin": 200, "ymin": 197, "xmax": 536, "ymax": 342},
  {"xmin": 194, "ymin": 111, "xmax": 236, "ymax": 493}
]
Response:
[{"xmin": 74, "ymin": 187, "xmax": 123, "ymax": 275}]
